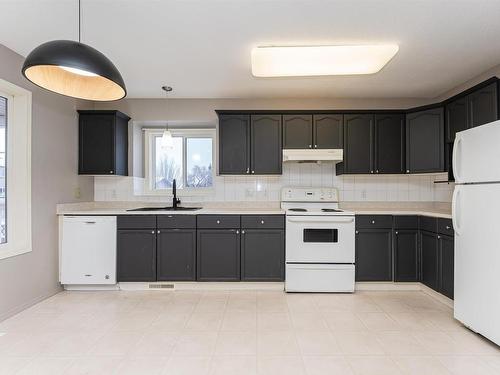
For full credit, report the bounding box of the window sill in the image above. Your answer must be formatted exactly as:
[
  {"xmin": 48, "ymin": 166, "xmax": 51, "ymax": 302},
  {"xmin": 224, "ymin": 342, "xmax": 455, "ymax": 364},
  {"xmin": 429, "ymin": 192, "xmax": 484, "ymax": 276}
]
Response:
[
  {"xmin": 0, "ymin": 247, "xmax": 32, "ymax": 260},
  {"xmin": 138, "ymin": 188, "xmax": 215, "ymax": 198}
]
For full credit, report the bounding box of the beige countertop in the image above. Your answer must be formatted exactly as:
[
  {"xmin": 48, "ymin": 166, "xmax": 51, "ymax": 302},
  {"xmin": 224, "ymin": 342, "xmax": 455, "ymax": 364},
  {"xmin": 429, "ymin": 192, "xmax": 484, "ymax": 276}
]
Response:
[{"xmin": 57, "ymin": 202, "xmax": 452, "ymax": 218}]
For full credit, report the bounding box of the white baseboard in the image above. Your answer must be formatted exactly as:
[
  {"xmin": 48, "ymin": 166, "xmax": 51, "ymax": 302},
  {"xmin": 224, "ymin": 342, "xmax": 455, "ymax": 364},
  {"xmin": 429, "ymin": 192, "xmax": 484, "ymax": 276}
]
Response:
[
  {"xmin": 118, "ymin": 282, "xmax": 285, "ymax": 291},
  {"xmin": 355, "ymin": 282, "xmax": 421, "ymax": 291},
  {"xmin": 0, "ymin": 286, "xmax": 62, "ymax": 322},
  {"xmin": 63, "ymin": 284, "xmax": 120, "ymax": 291},
  {"xmin": 419, "ymin": 283, "xmax": 454, "ymax": 308}
]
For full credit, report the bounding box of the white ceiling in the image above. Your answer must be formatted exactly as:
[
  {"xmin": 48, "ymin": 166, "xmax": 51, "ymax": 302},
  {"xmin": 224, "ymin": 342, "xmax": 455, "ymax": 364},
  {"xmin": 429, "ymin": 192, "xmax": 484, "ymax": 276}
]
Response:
[{"xmin": 1, "ymin": 0, "xmax": 500, "ymax": 99}]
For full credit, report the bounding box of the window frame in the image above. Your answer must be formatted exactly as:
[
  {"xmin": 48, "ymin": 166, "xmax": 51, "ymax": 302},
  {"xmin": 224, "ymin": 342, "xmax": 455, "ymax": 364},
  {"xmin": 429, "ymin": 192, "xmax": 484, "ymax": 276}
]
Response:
[
  {"xmin": 144, "ymin": 128, "xmax": 216, "ymax": 196},
  {"xmin": 0, "ymin": 78, "xmax": 32, "ymax": 260}
]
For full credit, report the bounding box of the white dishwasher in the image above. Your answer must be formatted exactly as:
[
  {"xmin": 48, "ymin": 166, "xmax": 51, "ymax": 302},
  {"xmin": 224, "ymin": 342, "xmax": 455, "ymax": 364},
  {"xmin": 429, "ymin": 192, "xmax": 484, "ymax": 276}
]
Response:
[{"xmin": 60, "ymin": 216, "xmax": 117, "ymax": 285}]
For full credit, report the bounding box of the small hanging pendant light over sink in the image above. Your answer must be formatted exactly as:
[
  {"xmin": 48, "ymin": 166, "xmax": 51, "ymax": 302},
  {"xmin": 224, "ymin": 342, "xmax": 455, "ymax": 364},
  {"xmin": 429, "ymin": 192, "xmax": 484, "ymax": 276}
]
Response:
[{"xmin": 21, "ymin": 0, "xmax": 126, "ymax": 101}]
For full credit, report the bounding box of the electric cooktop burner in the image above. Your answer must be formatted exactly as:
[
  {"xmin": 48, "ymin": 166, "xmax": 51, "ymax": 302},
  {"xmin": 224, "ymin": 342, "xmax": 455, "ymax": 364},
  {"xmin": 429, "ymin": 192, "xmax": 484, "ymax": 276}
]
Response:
[{"xmin": 288, "ymin": 208, "xmax": 308, "ymax": 212}]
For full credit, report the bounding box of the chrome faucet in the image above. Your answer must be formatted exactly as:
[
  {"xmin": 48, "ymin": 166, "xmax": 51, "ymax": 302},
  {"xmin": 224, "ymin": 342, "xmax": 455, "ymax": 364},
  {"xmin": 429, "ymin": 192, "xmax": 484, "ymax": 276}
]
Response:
[{"xmin": 172, "ymin": 179, "xmax": 181, "ymax": 209}]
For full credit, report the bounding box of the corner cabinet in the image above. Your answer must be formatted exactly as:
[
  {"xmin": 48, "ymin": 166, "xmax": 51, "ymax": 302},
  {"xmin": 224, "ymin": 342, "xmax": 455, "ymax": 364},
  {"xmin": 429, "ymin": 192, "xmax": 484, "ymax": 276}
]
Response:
[
  {"xmin": 218, "ymin": 114, "xmax": 282, "ymax": 175},
  {"xmin": 406, "ymin": 107, "xmax": 444, "ymax": 173},
  {"xmin": 78, "ymin": 110, "xmax": 130, "ymax": 176}
]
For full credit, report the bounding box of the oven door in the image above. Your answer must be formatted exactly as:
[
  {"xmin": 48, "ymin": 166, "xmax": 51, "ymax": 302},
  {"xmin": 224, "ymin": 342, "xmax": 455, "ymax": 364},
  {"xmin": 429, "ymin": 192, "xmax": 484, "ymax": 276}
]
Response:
[{"xmin": 286, "ymin": 215, "xmax": 355, "ymax": 263}]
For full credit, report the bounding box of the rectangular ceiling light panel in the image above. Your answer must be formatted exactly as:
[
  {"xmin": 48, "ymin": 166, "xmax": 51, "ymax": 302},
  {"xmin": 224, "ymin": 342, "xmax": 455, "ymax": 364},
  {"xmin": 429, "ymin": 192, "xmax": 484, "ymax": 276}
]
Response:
[{"xmin": 251, "ymin": 45, "xmax": 399, "ymax": 77}]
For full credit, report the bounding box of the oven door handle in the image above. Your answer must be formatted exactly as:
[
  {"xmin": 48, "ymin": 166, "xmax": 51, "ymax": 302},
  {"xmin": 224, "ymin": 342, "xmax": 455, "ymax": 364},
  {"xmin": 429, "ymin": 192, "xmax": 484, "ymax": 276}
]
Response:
[{"xmin": 286, "ymin": 217, "xmax": 354, "ymax": 224}]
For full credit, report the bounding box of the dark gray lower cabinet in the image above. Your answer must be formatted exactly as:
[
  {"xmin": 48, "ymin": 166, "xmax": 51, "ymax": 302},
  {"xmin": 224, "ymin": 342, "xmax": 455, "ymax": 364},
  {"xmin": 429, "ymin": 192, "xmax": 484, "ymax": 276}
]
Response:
[
  {"xmin": 355, "ymin": 229, "xmax": 392, "ymax": 281},
  {"xmin": 439, "ymin": 235, "xmax": 454, "ymax": 299},
  {"xmin": 241, "ymin": 229, "xmax": 284, "ymax": 281},
  {"xmin": 197, "ymin": 229, "xmax": 240, "ymax": 281},
  {"xmin": 117, "ymin": 229, "xmax": 156, "ymax": 282},
  {"xmin": 420, "ymin": 230, "xmax": 439, "ymax": 290},
  {"xmin": 394, "ymin": 229, "xmax": 419, "ymax": 282},
  {"xmin": 157, "ymin": 229, "xmax": 196, "ymax": 281}
]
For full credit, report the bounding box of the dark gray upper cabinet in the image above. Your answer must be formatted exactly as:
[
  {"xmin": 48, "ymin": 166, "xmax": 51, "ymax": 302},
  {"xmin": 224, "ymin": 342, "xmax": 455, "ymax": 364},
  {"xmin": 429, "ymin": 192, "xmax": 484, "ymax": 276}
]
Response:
[
  {"xmin": 282, "ymin": 114, "xmax": 313, "ymax": 149},
  {"xmin": 439, "ymin": 234, "xmax": 454, "ymax": 299},
  {"xmin": 343, "ymin": 114, "xmax": 374, "ymax": 174},
  {"xmin": 394, "ymin": 229, "xmax": 419, "ymax": 282},
  {"xmin": 117, "ymin": 229, "xmax": 156, "ymax": 282},
  {"xmin": 406, "ymin": 107, "xmax": 444, "ymax": 173},
  {"xmin": 78, "ymin": 110, "xmax": 130, "ymax": 176},
  {"xmin": 374, "ymin": 114, "xmax": 405, "ymax": 174},
  {"xmin": 313, "ymin": 114, "xmax": 343, "ymax": 149},
  {"xmin": 241, "ymin": 229, "xmax": 284, "ymax": 281},
  {"xmin": 250, "ymin": 115, "xmax": 282, "ymax": 174},
  {"xmin": 197, "ymin": 229, "xmax": 240, "ymax": 281},
  {"xmin": 157, "ymin": 229, "xmax": 196, "ymax": 281},
  {"xmin": 355, "ymin": 228, "xmax": 392, "ymax": 281},
  {"xmin": 218, "ymin": 114, "xmax": 250, "ymax": 174},
  {"xmin": 446, "ymin": 97, "xmax": 468, "ymax": 143},
  {"xmin": 468, "ymin": 82, "xmax": 498, "ymax": 128},
  {"xmin": 420, "ymin": 230, "xmax": 439, "ymax": 290}
]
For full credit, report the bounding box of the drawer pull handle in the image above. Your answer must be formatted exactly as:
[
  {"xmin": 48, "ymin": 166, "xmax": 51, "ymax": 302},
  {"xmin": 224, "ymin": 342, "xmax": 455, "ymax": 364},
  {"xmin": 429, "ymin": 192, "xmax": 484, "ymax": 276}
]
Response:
[
  {"xmin": 85, "ymin": 221, "xmax": 96, "ymax": 224},
  {"xmin": 371, "ymin": 220, "xmax": 375, "ymax": 224},
  {"xmin": 261, "ymin": 220, "xmax": 265, "ymax": 224},
  {"xmin": 216, "ymin": 220, "xmax": 220, "ymax": 224}
]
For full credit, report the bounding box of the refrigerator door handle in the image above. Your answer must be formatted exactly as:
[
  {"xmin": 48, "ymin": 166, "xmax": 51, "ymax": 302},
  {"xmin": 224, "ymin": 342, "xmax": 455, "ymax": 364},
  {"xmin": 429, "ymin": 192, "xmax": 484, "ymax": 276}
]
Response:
[
  {"xmin": 453, "ymin": 135, "xmax": 463, "ymax": 183},
  {"xmin": 452, "ymin": 186, "xmax": 462, "ymax": 236}
]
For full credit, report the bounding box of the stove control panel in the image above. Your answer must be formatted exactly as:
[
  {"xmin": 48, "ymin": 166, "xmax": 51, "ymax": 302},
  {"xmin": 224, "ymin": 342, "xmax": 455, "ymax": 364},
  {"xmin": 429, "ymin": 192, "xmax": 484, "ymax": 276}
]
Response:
[{"xmin": 281, "ymin": 187, "xmax": 339, "ymax": 202}]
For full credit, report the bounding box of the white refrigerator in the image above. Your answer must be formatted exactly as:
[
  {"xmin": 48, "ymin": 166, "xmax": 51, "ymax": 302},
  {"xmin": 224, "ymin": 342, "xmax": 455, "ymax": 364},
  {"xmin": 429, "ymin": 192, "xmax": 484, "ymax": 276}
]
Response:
[{"xmin": 453, "ymin": 119, "xmax": 500, "ymax": 345}]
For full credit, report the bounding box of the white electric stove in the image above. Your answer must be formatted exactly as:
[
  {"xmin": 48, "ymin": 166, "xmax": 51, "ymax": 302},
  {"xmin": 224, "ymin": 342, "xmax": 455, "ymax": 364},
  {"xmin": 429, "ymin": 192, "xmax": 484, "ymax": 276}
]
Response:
[{"xmin": 281, "ymin": 187, "xmax": 355, "ymax": 293}]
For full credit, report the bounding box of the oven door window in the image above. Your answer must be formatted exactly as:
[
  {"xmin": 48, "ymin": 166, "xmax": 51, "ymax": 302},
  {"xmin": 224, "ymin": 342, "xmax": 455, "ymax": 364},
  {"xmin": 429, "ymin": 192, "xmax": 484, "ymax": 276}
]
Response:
[{"xmin": 303, "ymin": 228, "xmax": 338, "ymax": 243}]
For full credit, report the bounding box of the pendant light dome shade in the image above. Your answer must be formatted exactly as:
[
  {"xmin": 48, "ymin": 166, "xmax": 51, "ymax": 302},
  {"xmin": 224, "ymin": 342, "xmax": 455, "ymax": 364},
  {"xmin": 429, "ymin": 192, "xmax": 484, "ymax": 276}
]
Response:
[{"xmin": 22, "ymin": 40, "xmax": 126, "ymax": 101}]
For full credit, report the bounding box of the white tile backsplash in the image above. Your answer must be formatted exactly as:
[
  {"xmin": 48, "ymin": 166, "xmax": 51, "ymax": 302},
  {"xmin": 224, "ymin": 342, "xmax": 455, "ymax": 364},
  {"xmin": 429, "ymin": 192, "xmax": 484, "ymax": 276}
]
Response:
[{"xmin": 94, "ymin": 163, "xmax": 455, "ymax": 203}]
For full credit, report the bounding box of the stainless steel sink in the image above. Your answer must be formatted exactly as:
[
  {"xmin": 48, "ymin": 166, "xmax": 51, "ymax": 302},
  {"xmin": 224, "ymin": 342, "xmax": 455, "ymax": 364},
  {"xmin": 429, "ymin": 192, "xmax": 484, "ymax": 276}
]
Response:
[{"xmin": 126, "ymin": 206, "xmax": 202, "ymax": 212}]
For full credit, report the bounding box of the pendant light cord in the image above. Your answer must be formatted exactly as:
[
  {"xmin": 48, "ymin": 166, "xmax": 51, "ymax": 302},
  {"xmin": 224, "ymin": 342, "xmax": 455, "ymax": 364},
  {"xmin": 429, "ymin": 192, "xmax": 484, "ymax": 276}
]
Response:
[{"xmin": 78, "ymin": 0, "xmax": 81, "ymax": 42}]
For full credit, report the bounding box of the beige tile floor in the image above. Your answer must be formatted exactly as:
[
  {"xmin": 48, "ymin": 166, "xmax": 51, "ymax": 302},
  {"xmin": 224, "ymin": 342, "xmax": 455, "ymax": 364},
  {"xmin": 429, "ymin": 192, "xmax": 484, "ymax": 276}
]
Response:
[{"xmin": 0, "ymin": 290, "xmax": 499, "ymax": 375}]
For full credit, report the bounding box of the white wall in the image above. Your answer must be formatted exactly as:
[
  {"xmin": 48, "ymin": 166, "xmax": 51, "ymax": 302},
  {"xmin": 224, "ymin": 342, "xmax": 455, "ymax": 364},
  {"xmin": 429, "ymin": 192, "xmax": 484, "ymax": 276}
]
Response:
[{"xmin": 0, "ymin": 45, "xmax": 93, "ymax": 321}]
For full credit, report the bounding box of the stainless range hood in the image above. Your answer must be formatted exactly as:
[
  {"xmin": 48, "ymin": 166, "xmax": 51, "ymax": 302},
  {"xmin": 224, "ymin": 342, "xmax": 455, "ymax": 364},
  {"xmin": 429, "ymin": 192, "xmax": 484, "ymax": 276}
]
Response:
[{"xmin": 282, "ymin": 149, "xmax": 343, "ymax": 163}]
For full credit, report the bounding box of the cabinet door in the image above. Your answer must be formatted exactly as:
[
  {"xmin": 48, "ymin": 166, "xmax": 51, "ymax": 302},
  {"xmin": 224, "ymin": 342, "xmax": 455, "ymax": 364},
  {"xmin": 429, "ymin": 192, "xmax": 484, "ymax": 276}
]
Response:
[
  {"xmin": 241, "ymin": 229, "xmax": 284, "ymax": 281},
  {"xmin": 446, "ymin": 97, "xmax": 468, "ymax": 143},
  {"xmin": 79, "ymin": 114, "xmax": 115, "ymax": 174},
  {"xmin": 197, "ymin": 229, "xmax": 240, "ymax": 281},
  {"xmin": 439, "ymin": 235, "xmax": 454, "ymax": 299},
  {"xmin": 282, "ymin": 115, "xmax": 313, "ymax": 149},
  {"xmin": 394, "ymin": 230, "xmax": 419, "ymax": 282},
  {"xmin": 374, "ymin": 114, "xmax": 405, "ymax": 174},
  {"xmin": 157, "ymin": 229, "xmax": 196, "ymax": 281},
  {"xmin": 117, "ymin": 229, "xmax": 156, "ymax": 282},
  {"xmin": 406, "ymin": 108, "xmax": 444, "ymax": 173},
  {"xmin": 313, "ymin": 114, "xmax": 343, "ymax": 149},
  {"xmin": 219, "ymin": 114, "xmax": 250, "ymax": 174},
  {"xmin": 468, "ymin": 82, "xmax": 498, "ymax": 128},
  {"xmin": 355, "ymin": 229, "xmax": 392, "ymax": 281},
  {"xmin": 344, "ymin": 114, "xmax": 374, "ymax": 174},
  {"xmin": 420, "ymin": 230, "xmax": 439, "ymax": 290},
  {"xmin": 251, "ymin": 115, "xmax": 282, "ymax": 174}
]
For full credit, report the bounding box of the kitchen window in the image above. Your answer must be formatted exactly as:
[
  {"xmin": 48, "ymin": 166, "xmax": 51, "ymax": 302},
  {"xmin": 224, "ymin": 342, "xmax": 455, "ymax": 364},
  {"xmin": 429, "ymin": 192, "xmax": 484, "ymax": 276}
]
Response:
[
  {"xmin": 144, "ymin": 128, "xmax": 215, "ymax": 194},
  {"xmin": 0, "ymin": 79, "xmax": 32, "ymax": 260}
]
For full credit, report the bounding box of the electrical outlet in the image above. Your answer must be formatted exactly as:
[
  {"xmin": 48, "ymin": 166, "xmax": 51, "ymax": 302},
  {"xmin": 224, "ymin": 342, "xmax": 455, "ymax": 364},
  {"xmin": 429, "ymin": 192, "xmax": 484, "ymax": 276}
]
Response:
[
  {"xmin": 111, "ymin": 189, "xmax": 117, "ymax": 199},
  {"xmin": 361, "ymin": 189, "xmax": 367, "ymax": 199},
  {"xmin": 74, "ymin": 187, "xmax": 81, "ymax": 199}
]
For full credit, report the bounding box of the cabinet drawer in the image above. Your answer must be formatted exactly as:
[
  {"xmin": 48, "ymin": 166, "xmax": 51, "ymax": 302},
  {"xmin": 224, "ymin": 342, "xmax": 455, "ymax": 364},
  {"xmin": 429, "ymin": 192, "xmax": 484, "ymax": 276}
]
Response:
[
  {"xmin": 394, "ymin": 215, "xmax": 419, "ymax": 229},
  {"xmin": 419, "ymin": 216, "xmax": 438, "ymax": 233},
  {"xmin": 117, "ymin": 215, "xmax": 156, "ymax": 229},
  {"xmin": 197, "ymin": 215, "xmax": 240, "ymax": 229},
  {"xmin": 241, "ymin": 215, "xmax": 284, "ymax": 229},
  {"xmin": 356, "ymin": 215, "xmax": 393, "ymax": 229},
  {"xmin": 157, "ymin": 215, "xmax": 196, "ymax": 229},
  {"xmin": 438, "ymin": 218, "xmax": 454, "ymax": 236}
]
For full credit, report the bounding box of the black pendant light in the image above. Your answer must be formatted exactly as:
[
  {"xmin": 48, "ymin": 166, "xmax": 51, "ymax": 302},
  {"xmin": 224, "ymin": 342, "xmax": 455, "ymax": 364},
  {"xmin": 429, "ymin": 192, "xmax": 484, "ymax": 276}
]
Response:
[{"xmin": 21, "ymin": 0, "xmax": 126, "ymax": 101}]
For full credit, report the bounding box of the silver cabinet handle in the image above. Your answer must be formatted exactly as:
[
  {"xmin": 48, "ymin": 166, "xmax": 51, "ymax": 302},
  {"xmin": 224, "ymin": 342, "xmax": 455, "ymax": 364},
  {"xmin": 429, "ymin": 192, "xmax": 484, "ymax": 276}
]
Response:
[
  {"xmin": 438, "ymin": 235, "xmax": 441, "ymax": 239},
  {"xmin": 371, "ymin": 220, "xmax": 375, "ymax": 224},
  {"xmin": 308, "ymin": 144, "xmax": 312, "ymax": 148},
  {"xmin": 355, "ymin": 230, "xmax": 359, "ymax": 234},
  {"xmin": 395, "ymin": 231, "xmax": 398, "ymax": 235},
  {"xmin": 370, "ymin": 170, "xmax": 373, "ymax": 173},
  {"xmin": 157, "ymin": 230, "xmax": 161, "ymax": 234},
  {"xmin": 246, "ymin": 168, "xmax": 249, "ymax": 174},
  {"xmin": 446, "ymin": 225, "xmax": 451, "ymax": 230},
  {"xmin": 109, "ymin": 170, "xmax": 114, "ymax": 174},
  {"xmin": 241, "ymin": 230, "xmax": 245, "ymax": 234},
  {"xmin": 151, "ymin": 231, "xmax": 155, "ymax": 234},
  {"xmin": 236, "ymin": 230, "xmax": 239, "ymax": 234},
  {"xmin": 261, "ymin": 220, "xmax": 265, "ymax": 224},
  {"xmin": 406, "ymin": 170, "xmax": 410, "ymax": 173},
  {"xmin": 314, "ymin": 145, "xmax": 317, "ymax": 148},
  {"xmin": 376, "ymin": 170, "xmax": 379, "ymax": 173},
  {"xmin": 216, "ymin": 220, "xmax": 220, "ymax": 224},
  {"xmin": 251, "ymin": 170, "xmax": 255, "ymax": 174},
  {"xmin": 167, "ymin": 215, "xmax": 173, "ymax": 218}
]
